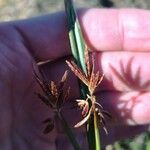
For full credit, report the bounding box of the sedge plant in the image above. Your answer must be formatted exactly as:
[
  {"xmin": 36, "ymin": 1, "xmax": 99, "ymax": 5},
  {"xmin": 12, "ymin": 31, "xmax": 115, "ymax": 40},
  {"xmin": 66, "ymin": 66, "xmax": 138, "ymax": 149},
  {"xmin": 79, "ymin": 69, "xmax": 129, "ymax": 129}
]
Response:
[{"xmin": 64, "ymin": 0, "xmax": 110, "ymax": 149}]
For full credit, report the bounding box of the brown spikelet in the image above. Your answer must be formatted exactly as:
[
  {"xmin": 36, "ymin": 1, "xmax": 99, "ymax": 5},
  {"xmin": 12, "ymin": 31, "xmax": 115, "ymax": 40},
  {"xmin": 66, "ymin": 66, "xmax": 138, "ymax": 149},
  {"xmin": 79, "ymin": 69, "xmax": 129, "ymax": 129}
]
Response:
[
  {"xmin": 34, "ymin": 69, "xmax": 70, "ymax": 134},
  {"xmin": 98, "ymin": 74, "xmax": 104, "ymax": 85},
  {"xmin": 66, "ymin": 60, "xmax": 89, "ymax": 86},
  {"xmin": 50, "ymin": 81, "xmax": 58, "ymax": 98},
  {"xmin": 84, "ymin": 45, "xmax": 91, "ymax": 77},
  {"xmin": 61, "ymin": 70, "xmax": 68, "ymax": 83}
]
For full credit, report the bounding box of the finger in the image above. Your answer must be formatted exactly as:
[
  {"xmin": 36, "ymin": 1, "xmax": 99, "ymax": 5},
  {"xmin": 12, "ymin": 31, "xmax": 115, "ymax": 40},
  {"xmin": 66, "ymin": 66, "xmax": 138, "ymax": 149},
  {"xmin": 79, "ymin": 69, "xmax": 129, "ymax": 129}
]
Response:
[
  {"xmin": 38, "ymin": 51, "xmax": 150, "ymax": 92},
  {"xmin": 97, "ymin": 51, "xmax": 150, "ymax": 91},
  {"xmin": 62, "ymin": 91, "xmax": 150, "ymax": 126},
  {"xmin": 12, "ymin": 9, "xmax": 150, "ymax": 61},
  {"xmin": 80, "ymin": 8, "xmax": 150, "ymax": 52},
  {"xmin": 99, "ymin": 91, "xmax": 150, "ymax": 125}
]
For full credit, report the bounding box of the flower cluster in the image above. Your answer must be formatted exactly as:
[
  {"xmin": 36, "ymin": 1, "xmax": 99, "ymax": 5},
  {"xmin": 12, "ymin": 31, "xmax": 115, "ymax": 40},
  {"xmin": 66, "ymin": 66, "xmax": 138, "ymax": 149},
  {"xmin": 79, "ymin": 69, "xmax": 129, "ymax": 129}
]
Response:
[
  {"xmin": 34, "ymin": 70, "xmax": 70, "ymax": 134},
  {"xmin": 66, "ymin": 46, "xmax": 110, "ymax": 133}
]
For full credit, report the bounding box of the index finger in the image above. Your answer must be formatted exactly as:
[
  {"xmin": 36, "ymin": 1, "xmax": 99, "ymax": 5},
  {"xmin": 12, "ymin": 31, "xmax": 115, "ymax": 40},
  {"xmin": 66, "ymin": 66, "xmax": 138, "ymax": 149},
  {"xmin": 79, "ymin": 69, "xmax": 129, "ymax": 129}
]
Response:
[{"xmin": 12, "ymin": 8, "xmax": 150, "ymax": 61}]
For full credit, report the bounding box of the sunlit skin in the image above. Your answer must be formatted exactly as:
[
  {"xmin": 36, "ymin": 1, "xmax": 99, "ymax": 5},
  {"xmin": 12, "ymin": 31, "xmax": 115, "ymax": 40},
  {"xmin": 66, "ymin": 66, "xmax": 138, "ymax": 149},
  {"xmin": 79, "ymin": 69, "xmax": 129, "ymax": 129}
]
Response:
[{"xmin": 0, "ymin": 9, "xmax": 150, "ymax": 149}]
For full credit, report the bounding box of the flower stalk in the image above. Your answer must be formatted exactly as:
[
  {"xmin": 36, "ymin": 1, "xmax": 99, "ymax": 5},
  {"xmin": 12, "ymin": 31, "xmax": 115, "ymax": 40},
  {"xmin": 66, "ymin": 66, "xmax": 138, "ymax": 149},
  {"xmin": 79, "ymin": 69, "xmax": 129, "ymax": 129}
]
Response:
[
  {"xmin": 64, "ymin": 0, "xmax": 104, "ymax": 149},
  {"xmin": 34, "ymin": 69, "xmax": 81, "ymax": 150}
]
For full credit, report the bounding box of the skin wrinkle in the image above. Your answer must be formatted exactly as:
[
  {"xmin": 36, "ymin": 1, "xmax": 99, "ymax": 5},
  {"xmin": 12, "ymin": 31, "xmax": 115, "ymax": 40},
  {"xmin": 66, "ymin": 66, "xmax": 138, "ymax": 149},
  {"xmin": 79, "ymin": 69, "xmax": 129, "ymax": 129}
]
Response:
[
  {"xmin": 0, "ymin": 44, "xmax": 18, "ymax": 72},
  {"xmin": 0, "ymin": 55, "xmax": 13, "ymax": 83},
  {"xmin": 0, "ymin": 25, "xmax": 32, "ymax": 74},
  {"xmin": 0, "ymin": 44, "xmax": 19, "ymax": 80},
  {"xmin": 0, "ymin": 24, "xmax": 23, "ymax": 56},
  {"xmin": 117, "ymin": 9, "xmax": 125, "ymax": 51},
  {"xmin": 13, "ymin": 25, "xmax": 40, "ymax": 62}
]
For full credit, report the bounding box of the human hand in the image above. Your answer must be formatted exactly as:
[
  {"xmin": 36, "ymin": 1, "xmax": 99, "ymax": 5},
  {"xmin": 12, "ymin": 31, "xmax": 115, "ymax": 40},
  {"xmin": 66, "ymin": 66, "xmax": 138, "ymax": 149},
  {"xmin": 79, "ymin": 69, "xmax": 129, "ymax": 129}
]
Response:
[{"xmin": 0, "ymin": 8, "xmax": 149, "ymax": 149}]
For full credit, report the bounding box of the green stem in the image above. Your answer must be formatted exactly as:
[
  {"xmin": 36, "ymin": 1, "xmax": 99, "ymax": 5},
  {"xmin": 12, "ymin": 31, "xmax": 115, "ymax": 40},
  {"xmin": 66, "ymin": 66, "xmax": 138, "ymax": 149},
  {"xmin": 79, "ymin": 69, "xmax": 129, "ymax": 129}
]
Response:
[
  {"xmin": 146, "ymin": 133, "xmax": 150, "ymax": 150},
  {"xmin": 64, "ymin": 0, "xmax": 101, "ymax": 149},
  {"xmin": 64, "ymin": 0, "xmax": 86, "ymax": 73},
  {"xmin": 58, "ymin": 112, "xmax": 81, "ymax": 150},
  {"xmin": 87, "ymin": 114, "xmax": 100, "ymax": 150},
  {"xmin": 94, "ymin": 112, "xmax": 100, "ymax": 150}
]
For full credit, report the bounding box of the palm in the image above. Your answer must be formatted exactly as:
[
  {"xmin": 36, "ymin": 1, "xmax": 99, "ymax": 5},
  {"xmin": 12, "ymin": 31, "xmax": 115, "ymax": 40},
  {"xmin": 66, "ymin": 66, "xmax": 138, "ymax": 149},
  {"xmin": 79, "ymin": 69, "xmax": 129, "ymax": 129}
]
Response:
[{"xmin": 0, "ymin": 43, "xmax": 55, "ymax": 149}]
